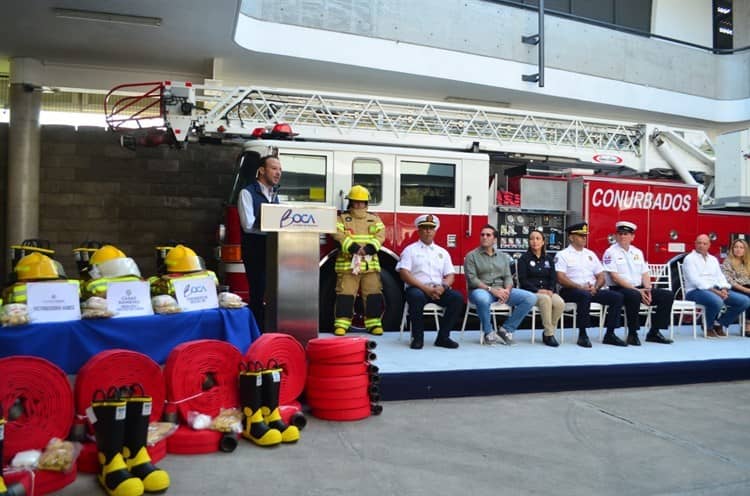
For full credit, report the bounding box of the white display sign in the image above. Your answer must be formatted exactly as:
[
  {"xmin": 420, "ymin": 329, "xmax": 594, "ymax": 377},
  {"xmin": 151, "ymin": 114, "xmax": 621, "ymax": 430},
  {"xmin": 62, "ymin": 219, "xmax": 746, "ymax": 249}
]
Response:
[
  {"xmin": 260, "ymin": 204, "xmax": 337, "ymax": 233},
  {"xmin": 106, "ymin": 281, "xmax": 154, "ymax": 318},
  {"xmin": 172, "ymin": 276, "xmax": 219, "ymax": 311},
  {"xmin": 26, "ymin": 282, "xmax": 81, "ymax": 323}
]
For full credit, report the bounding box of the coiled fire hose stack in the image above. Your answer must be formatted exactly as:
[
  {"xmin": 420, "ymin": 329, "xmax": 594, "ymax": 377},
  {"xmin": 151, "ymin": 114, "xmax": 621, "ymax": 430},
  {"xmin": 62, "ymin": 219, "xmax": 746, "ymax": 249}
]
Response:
[
  {"xmin": 244, "ymin": 334, "xmax": 308, "ymax": 430},
  {"xmin": 163, "ymin": 340, "xmax": 243, "ymax": 454},
  {"xmin": 73, "ymin": 350, "xmax": 167, "ymax": 473},
  {"xmin": 305, "ymin": 337, "xmax": 382, "ymax": 421},
  {"xmin": 0, "ymin": 356, "xmax": 77, "ymax": 495}
]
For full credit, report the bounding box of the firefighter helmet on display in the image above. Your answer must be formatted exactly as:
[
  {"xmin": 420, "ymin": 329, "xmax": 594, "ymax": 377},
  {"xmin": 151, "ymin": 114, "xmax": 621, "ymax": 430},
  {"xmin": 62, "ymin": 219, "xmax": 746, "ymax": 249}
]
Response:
[
  {"xmin": 89, "ymin": 245, "xmax": 142, "ymax": 279},
  {"xmin": 164, "ymin": 245, "xmax": 204, "ymax": 273},
  {"xmin": 90, "ymin": 245, "xmax": 126, "ymax": 265},
  {"xmin": 14, "ymin": 252, "xmax": 61, "ymax": 281},
  {"xmin": 346, "ymin": 185, "xmax": 370, "ymax": 202}
]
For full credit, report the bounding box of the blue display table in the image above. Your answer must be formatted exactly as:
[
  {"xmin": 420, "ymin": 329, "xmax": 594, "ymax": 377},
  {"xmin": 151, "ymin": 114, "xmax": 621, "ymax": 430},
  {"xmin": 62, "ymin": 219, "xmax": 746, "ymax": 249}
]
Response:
[{"xmin": 0, "ymin": 308, "xmax": 260, "ymax": 374}]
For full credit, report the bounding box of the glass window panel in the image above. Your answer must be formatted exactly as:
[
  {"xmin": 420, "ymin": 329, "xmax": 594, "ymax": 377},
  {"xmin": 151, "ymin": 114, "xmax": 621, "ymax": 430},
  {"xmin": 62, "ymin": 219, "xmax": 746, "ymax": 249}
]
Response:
[
  {"xmin": 352, "ymin": 158, "xmax": 382, "ymax": 205},
  {"xmin": 277, "ymin": 153, "xmax": 327, "ymax": 202},
  {"xmin": 400, "ymin": 161, "xmax": 456, "ymax": 208}
]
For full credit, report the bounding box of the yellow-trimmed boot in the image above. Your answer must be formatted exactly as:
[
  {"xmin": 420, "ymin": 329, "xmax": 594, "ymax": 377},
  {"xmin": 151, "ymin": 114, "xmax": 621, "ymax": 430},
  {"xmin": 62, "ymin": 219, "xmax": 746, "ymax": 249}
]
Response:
[
  {"xmin": 333, "ymin": 327, "xmax": 347, "ymax": 336},
  {"xmin": 239, "ymin": 362, "xmax": 282, "ymax": 447},
  {"xmin": 91, "ymin": 389, "xmax": 144, "ymax": 496},
  {"xmin": 261, "ymin": 361, "xmax": 300, "ymax": 443},
  {"xmin": 122, "ymin": 387, "xmax": 169, "ymax": 493}
]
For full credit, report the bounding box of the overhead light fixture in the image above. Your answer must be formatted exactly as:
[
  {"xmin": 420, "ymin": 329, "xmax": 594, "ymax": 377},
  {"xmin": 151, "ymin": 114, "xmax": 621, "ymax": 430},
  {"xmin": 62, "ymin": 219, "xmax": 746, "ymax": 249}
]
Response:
[{"xmin": 53, "ymin": 8, "xmax": 162, "ymax": 27}]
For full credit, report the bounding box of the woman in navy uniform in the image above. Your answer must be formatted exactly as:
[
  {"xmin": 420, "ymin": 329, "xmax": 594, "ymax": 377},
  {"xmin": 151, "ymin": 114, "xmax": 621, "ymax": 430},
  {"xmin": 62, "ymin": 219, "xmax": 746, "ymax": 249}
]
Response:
[{"xmin": 517, "ymin": 229, "xmax": 565, "ymax": 347}]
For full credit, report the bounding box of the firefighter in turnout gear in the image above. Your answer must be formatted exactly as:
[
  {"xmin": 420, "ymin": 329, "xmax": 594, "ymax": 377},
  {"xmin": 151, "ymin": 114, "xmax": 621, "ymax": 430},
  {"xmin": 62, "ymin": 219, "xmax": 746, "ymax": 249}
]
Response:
[{"xmin": 332, "ymin": 185, "xmax": 386, "ymax": 336}]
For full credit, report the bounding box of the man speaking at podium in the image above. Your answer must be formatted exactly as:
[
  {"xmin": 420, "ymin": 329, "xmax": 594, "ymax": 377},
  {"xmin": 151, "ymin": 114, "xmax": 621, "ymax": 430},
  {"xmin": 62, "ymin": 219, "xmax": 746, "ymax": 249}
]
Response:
[{"xmin": 238, "ymin": 155, "xmax": 282, "ymax": 331}]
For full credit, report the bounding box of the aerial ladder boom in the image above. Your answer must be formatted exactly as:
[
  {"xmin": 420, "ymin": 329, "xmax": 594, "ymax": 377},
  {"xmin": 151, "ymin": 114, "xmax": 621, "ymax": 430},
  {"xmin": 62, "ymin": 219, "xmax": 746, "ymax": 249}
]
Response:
[{"xmin": 104, "ymin": 80, "xmax": 717, "ymax": 199}]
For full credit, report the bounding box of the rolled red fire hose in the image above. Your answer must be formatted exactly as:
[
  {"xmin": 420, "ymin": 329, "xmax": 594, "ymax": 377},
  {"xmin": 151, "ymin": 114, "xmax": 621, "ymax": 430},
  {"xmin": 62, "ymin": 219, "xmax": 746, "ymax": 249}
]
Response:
[
  {"xmin": 306, "ymin": 337, "xmax": 377, "ymax": 364},
  {"xmin": 75, "ymin": 349, "xmax": 165, "ymax": 423},
  {"xmin": 164, "ymin": 339, "xmax": 242, "ymax": 422},
  {"xmin": 0, "ymin": 356, "xmax": 74, "ymax": 466},
  {"xmin": 245, "ymin": 333, "xmax": 307, "ymax": 405}
]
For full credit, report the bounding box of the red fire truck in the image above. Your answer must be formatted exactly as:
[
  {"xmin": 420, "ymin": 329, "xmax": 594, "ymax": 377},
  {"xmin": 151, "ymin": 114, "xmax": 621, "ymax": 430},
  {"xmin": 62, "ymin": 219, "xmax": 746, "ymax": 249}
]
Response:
[{"xmin": 105, "ymin": 81, "xmax": 750, "ymax": 331}]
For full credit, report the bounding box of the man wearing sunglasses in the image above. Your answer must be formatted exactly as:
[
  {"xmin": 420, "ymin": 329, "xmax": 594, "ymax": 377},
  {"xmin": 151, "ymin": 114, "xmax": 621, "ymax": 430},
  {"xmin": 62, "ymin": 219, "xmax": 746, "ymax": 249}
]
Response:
[{"xmin": 464, "ymin": 224, "xmax": 536, "ymax": 345}]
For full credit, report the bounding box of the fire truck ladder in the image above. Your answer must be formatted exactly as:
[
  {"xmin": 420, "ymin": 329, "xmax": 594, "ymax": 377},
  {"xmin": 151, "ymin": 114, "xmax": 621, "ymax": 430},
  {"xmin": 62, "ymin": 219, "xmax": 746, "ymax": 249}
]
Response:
[{"xmin": 106, "ymin": 82, "xmax": 645, "ymax": 163}]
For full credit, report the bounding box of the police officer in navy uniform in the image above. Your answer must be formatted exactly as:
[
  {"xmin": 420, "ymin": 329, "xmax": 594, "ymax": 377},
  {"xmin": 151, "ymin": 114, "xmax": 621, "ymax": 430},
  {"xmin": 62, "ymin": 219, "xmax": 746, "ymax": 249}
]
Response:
[
  {"xmin": 238, "ymin": 156, "xmax": 282, "ymax": 330},
  {"xmin": 603, "ymin": 221, "xmax": 674, "ymax": 345},
  {"xmin": 556, "ymin": 222, "xmax": 626, "ymax": 347}
]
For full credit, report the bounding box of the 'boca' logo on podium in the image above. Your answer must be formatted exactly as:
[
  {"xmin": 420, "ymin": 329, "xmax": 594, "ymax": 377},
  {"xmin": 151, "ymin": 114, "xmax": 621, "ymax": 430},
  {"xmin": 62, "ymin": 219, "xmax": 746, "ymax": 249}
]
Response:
[{"xmin": 279, "ymin": 208, "xmax": 318, "ymax": 228}]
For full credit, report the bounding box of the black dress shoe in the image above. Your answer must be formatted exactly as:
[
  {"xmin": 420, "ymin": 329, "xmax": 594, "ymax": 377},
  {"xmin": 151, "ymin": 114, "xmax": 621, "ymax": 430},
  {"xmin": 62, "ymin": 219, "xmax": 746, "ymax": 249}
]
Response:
[
  {"xmin": 645, "ymin": 330, "xmax": 673, "ymax": 344},
  {"xmin": 410, "ymin": 334, "xmax": 424, "ymax": 350},
  {"xmin": 434, "ymin": 337, "xmax": 459, "ymax": 349},
  {"xmin": 542, "ymin": 334, "xmax": 559, "ymax": 347},
  {"xmin": 602, "ymin": 332, "xmax": 627, "ymax": 347},
  {"xmin": 626, "ymin": 332, "xmax": 641, "ymax": 346},
  {"xmin": 577, "ymin": 333, "xmax": 592, "ymax": 348}
]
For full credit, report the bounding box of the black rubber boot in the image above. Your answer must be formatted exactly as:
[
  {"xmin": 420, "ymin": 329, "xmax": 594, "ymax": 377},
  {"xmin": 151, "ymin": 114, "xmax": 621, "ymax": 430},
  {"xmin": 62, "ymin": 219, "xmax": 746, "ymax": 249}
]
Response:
[
  {"xmin": 239, "ymin": 362, "xmax": 282, "ymax": 447},
  {"xmin": 91, "ymin": 388, "xmax": 144, "ymax": 496},
  {"xmin": 122, "ymin": 385, "xmax": 170, "ymax": 493},
  {"xmin": 261, "ymin": 360, "xmax": 300, "ymax": 443}
]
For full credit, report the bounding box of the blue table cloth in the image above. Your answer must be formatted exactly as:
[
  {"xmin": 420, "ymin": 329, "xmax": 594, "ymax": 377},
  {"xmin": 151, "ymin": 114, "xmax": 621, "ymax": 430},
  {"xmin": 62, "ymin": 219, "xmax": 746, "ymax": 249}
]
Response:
[{"xmin": 0, "ymin": 308, "xmax": 260, "ymax": 374}]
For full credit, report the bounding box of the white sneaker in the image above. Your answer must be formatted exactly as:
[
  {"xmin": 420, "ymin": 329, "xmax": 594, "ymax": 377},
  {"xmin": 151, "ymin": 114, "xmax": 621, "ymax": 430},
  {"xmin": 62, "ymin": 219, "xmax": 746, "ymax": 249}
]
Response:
[
  {"xmin": 498, "ymin": 327, "xmax": 514, "ymax": 345},
  {"xmin": 483, "ymin": 331, "xmax": 499, "ymax": 345}
]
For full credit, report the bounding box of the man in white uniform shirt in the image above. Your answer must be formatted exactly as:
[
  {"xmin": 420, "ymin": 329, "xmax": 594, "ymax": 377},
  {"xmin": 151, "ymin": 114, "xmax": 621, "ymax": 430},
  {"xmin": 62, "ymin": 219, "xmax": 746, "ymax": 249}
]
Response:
[
  {"xmin": 683, "ymin": 234, "xmax": 750, "ymax": 337},
  {"xmin": 556, "ymin": 222, "xmax": 625, "ymax": 347},
  {"xmin": 396, "ymin": 215, "xmax": 463, "ymax": 350},
  {"xmin": 603, "ymin": 221, "xmax": 673, "ymax": 345}
]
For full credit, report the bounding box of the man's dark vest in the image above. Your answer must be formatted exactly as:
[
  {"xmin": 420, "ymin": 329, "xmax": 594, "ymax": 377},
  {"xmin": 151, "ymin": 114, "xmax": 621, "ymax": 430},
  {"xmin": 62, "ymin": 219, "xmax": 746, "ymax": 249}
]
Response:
[{"xmin": 245, "ymin": 181, "xmax": 279, "ymax": 232}]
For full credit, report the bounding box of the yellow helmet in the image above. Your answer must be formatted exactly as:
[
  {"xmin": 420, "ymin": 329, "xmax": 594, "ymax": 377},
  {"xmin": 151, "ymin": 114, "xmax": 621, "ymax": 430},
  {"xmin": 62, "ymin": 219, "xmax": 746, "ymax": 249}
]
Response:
[
  {"xmin": 346, "ymin": 185, "xmax": 370, "ymax": 202},
  {"xmin": 89, "ymin": 251, "xmax": 141, "ymax": 281},
  {"xmin": 90, "ymin": 245, "xmax": 127, "ymax": 266},
  {"xmin": 15, "ymin": 252, "xmax": 61, "ymax": 281},
  {"xmin": 164, "ymin": 245, "xmax": 204, "ymax": 273}
]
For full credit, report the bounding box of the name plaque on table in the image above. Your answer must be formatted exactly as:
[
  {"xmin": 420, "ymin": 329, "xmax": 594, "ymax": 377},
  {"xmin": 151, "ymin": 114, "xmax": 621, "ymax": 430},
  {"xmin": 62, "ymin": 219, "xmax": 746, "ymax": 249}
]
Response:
[
  {"xmin": 172, "ymin": 277, "xmax": 219, "ymax": 311},
  {"xmin": 26, "ymin": 282, "xmax": 81, "ymax": 323},
  {"xmin": 107, "ymin": 281, "xmax": 154, "ymax": 318}
]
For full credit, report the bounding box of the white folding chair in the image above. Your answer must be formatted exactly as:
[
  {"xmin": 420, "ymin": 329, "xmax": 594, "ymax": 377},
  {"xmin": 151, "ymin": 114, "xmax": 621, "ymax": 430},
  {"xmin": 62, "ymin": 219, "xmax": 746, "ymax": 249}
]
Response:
[
  {"xmin": 676, "ymin": 262, "xmax": 708, "ymax": 338},
  {"xmin": 559, "ymin": 302, "xmax": 578, "ymax": 344},
  {"xmin": 399, "ymin": 301, "xmax": 445, "ymax": 340},
  {"xmin": 513, "ymin": 259, "xmax": 544, "ymax": 344},
  {"xmin": 460, "ymin": 300, "xmax": 513, "ymax": 344}
]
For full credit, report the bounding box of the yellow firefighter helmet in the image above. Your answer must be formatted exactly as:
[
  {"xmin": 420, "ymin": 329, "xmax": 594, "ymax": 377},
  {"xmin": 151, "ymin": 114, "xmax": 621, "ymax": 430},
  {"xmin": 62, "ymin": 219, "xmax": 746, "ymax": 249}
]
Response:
[
  {"xmin": 14, "ymin": 252, "xmax": 61, "ymax": 281},
  {"xmin": 164, "ymin": 245, "xmax": 204, "ymax": 273},
  {"xmin": 346, "ymin": 185, "xmax": 370, "ymax": 202},
  {"xmin": 89, "ymin": 245, "xmax": 141, "ymax": 279},
  {"xmin": 90, "ymin": 245, "xmax": 127, "ymax": 266}
]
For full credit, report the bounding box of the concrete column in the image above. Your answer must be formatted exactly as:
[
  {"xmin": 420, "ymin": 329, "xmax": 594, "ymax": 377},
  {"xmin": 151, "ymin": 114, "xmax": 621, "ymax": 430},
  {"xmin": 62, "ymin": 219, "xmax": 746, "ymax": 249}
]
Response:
[{"xmin": 7, "ymin": 58, "xmax": 43, "ymax": 265}]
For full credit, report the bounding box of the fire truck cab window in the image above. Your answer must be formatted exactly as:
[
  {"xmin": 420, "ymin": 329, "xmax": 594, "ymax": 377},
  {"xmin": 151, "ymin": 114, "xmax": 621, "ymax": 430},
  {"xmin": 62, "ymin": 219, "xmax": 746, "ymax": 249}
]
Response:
[
  {"xmin": 352, "ymin": 159, "xmax": 382, "ymax": 205},
  {"xmin": 277, "ymin": 154, "xmax": 327, "ymax": 202},
  {"xmin": 400, "ymin": 161, "xmax": 456, "ymax": 208}
]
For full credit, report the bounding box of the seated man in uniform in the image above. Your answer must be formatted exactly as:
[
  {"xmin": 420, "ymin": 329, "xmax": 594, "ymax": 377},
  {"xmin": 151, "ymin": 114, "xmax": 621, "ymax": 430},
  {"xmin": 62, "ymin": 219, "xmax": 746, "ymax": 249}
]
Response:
[
  {"xmin": 556, "ymin": 222, "xmax": 626, "ymax": 347},
  {"xmin": 603, "ymin": 221, "xmax": 674, "ymax": 345},
  {"xmin": 396, "ymin": 215, "xmax": 463, "ymax": 350}
]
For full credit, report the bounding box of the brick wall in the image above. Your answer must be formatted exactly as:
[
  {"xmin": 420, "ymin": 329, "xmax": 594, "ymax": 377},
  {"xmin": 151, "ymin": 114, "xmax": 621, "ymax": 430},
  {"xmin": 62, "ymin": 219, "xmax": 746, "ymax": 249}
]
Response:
[{"xmin": 2, "ymin": 123, "xmax": 241, "ymax": 281}]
